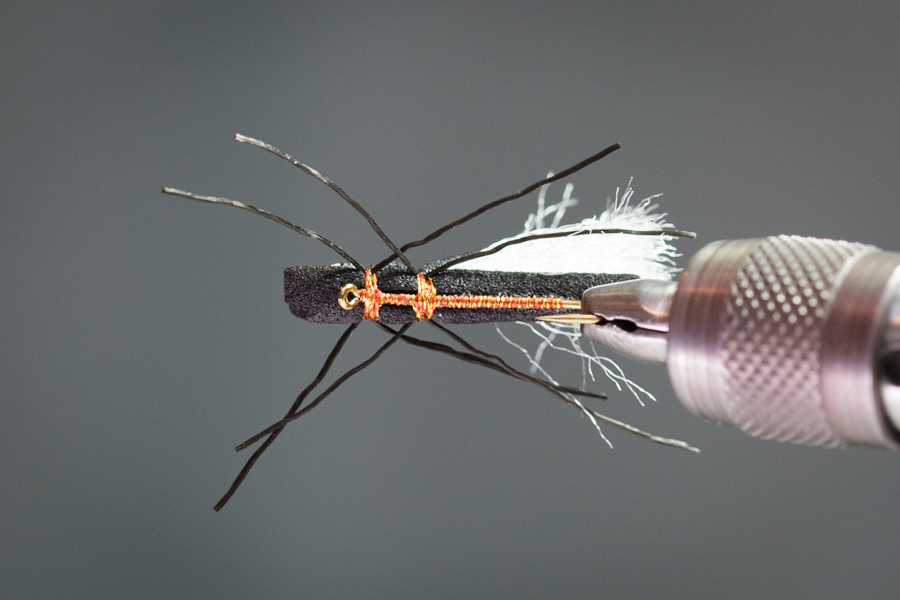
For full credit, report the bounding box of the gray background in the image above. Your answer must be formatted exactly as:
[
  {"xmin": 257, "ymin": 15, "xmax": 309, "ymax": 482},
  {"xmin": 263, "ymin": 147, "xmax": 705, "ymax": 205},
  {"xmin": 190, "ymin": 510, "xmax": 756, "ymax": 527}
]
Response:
[{"xmin": 3, "ymin": 1, "xmax": 899, "ymax": 598}]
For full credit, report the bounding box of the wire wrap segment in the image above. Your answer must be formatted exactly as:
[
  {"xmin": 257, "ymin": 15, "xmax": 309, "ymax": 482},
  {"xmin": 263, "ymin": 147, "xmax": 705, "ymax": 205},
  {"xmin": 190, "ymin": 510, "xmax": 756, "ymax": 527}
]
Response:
[{"xmin": 358, "ymin": 269, "xmax": 568, "ymax": 321}]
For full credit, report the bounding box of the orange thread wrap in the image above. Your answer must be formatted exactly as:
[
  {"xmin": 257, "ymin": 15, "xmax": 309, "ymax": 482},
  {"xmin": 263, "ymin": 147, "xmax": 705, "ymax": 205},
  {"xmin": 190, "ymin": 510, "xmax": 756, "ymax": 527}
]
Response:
[{"xmin": 358, "ymin": 269, "xmax": 566, "ymax": 322}]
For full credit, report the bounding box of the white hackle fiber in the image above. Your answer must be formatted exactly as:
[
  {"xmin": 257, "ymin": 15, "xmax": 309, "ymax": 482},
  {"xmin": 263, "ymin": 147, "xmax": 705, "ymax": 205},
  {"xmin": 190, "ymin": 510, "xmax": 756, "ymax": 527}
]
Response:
[
  {"xmin": 457, "ymin": 179, "xmax": 692, "ymax": 448},
  {"xmin": 451, "ymin": 178, "xmax": 679, "ymax": 280}
]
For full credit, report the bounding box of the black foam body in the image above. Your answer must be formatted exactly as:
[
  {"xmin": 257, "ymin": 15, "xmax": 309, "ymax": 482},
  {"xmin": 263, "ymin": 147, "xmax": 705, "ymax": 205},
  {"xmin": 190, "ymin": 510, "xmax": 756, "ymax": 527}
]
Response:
[{"xmin": 285, "ymin": 263, "xmax": 637, "ymax": 324}]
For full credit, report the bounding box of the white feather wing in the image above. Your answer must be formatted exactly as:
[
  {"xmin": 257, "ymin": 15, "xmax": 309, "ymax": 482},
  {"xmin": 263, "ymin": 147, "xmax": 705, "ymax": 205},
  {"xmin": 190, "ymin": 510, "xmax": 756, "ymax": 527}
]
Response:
[{"xmin": 451, "ymin": 181, "xmax": 679, "ymax": 281}]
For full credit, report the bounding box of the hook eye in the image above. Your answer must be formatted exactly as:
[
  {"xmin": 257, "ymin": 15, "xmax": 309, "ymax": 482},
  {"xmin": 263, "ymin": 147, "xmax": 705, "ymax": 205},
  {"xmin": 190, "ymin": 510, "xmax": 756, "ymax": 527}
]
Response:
[{"xmin": 338, "ymin": 283, "xmax": 361, "ymax": 310}]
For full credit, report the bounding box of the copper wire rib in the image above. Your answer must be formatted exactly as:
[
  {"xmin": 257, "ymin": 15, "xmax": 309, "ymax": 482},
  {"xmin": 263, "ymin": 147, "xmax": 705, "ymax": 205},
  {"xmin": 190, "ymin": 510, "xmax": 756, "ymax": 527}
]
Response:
[{"xmin": 339, "ymin": 269, "xmax": 582, "ymax": 322}]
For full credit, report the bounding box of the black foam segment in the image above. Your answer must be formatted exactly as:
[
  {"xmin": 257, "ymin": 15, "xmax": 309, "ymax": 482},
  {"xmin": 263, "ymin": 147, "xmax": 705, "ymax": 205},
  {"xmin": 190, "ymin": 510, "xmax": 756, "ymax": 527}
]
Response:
[{"xmin": 285, "ymin": 263, "xmax": 637, "ymax": 324}]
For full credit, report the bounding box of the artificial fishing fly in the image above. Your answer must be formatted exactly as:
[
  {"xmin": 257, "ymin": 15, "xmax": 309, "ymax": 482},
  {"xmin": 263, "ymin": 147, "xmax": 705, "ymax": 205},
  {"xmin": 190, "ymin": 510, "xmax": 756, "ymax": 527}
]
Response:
[{"xmin": 163, "ymin": 134, "xmax": 698, "ymax": 511}]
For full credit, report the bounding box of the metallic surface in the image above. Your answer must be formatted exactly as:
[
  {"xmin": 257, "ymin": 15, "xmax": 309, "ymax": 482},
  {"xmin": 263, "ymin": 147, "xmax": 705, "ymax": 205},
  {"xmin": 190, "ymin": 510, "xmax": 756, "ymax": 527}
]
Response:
[
  {"xmin": 581, "ymin": 322, "xmax": 669, "ymax": 364},
  {"xmin": 666, "ymin": 238, "xmax": 765, "ymax": 425},
  {"xmin": 338, "ymin": 282, "xmax": 361, "ymax": 310},
  {"xmin": 666, "ymin": 235, "xmax": 900, "ymax": 448},
  {"xmin": 819, "ymin": 251, "xmax": 900, "ymax": 445},
  {"xmin": 581, "ymin": 279, "xmax": 675, "ymax": 332},
  {"xmin": 580, "ymin": 279, "xmax": 676, "ymax": 363},
  {"xmin": 881, "ymin": 296, "xmax": 900, "ymax": 429}
]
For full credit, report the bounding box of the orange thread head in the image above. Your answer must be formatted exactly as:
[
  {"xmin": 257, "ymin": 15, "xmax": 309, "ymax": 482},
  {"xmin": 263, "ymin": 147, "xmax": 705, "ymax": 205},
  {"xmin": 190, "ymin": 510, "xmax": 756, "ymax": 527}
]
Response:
[
  {"xmin": 412, "ymin": 273, "xmax": 438, "ymax": 320},
  {"xmin": 361, "ymin": 269, "xmax": 382, "ymax": 321}
]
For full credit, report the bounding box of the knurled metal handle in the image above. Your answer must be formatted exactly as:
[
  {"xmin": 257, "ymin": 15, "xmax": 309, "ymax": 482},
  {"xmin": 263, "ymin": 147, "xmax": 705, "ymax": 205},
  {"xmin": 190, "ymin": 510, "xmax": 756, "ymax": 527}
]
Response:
[{"xmin": 667, "ymin": 235, "xmax": 900, "ymax": 448}]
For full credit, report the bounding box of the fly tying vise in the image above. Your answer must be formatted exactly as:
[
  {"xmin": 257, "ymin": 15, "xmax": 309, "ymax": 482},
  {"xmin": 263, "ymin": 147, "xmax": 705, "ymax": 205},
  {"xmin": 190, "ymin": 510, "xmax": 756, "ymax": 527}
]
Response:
[{"xmin": 163, "ymin": 134, "xmax": 698, "ymax": 510}]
